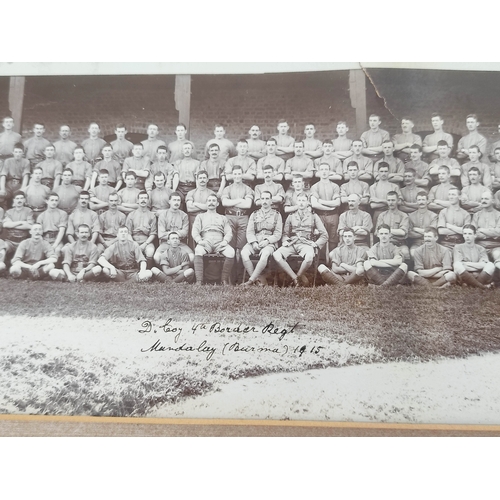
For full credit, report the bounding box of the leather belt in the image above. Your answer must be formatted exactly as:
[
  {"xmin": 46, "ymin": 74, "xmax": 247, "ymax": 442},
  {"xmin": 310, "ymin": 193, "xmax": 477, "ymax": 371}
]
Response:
[{"xmin": 225, "ymin": 209, "xmax": 250, "ymax": 216}]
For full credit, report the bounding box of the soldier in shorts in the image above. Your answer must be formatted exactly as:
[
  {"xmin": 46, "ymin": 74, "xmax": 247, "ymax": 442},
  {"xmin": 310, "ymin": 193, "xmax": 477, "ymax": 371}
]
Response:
[
  {"xmin": 192, "ymin": 194, "xmax": 235, "ymax": 285},
  {"xmin": 67, "ymin": 191, "xmax": 100, "ymax": 245},
  {"xmin": 408, "ymin": 191, "xmax": 438, "ymax": 258},
  {"xmin": 338, "ymin": 193, "xmax": 373, "ymax": 248},
  {"xmin": 318, "ymin": 227, "xmax": 366, "ymax": 286},
  {"xmin": 98, "ymin": 225, "xmax": 153, "ymax": 282},
  {"xmin": 241, "ymin": 190, "xmax": 282, "ymax": 286},
  {"xmin": 151, "ymin": 231, "xmax": 194, "ymax": 284},
  {"xmin": 363, "ymin": 224, "xmax": 408, "ymax": 286},
  {"xmin": 454, "ymin": 224, "xmax": 495, "ymax": 289},
  {"xmin": 437, "ymin": 186, "xmax": 471, "ymax": 250},
  {"xmin": 274, "ymin": 192, "xmax": 327, "ymax": 287}
]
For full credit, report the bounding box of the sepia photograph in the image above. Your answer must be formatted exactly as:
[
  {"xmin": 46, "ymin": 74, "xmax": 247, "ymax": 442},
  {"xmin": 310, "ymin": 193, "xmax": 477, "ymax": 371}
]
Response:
[{"xmin": 1, "ymin": 62, "xmax": 500, "ymax": 432}]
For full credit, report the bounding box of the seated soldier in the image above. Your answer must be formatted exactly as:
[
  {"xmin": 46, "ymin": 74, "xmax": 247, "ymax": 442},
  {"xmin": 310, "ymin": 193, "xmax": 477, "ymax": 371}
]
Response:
[
  {"xmin": 338, "ymin": 193, "xmax": 373, "ymax": 248},
  {"xmin": 54, "ymin": 168, "xmax": 82, "ymax": 214},
  {"xmin": 399, "ymin": 169, "xmax": 421, "ymax": 214},
  {"xmin": 91, "ymin": 143, "xmax": 122, "ymax": 190},
  {"xmin": 145, "ymin": 145, "xmax": 178, "ymax": 193},
  {"xmin": 53, "ymin": 223, "xmax": 102, "ymax": 282},
  {"xmin": 67, "ymin": 146, "xmax": 92, "ymax": 189},
  {"xmin": 67, "ymin": 191, "xmax": 100, "ymax": 245},
  {"xmin": 427, "ymin": 141, "xmax": 461, "ymax": 185},
  {"xmin": 37, "ymin": 192, "xmax": 68, "ymax": 258},
  {"xmin": 117, "ymin": 172, "xmax": 140, "ymax": 214},
  {"xmin": 318, "ymin": 227, "xmax": 366, "ymax": 286},
  {"xmin": 199, "ymin": 143, "xmax": 227, "ymax": 195},
  {"xmin": 408, "ymin": 191, "xmax": 438, "ymax": 258},
  {"xmin": 192, "ymin": 193, "xmax": 235, "ymax": 285},
  {"xmin": 472, "ymin": 190, "xmax": 500, "ymax": 253},
  {"xmin": 313, "ymin": 140, "xmax": 343, "ymax": 183},
  {"xmin": 25, "ymin": 166, "xmax": 50, "ymax": 220},
  {"xmin": 10, "ymin": 222, "xmax": 59, "ymax": 280},
  {"xmin": 343, "ymin": 139, "xmax": 373, "ymax": 183},
  {"xmin": 110, "ymin": 123, "xmax": 133, "ymax": 166},
  {"xmin": 97, "ymin": 192, "xmax": 126, "ymax": 252},
  {"xmin": 373, "ymin": 141, "xmax": 405, "ymax": 183},
  {"xmin": 151, "ymin": 231, "xmax": 194, "ymax": 284},
  {"xmin": 273, "ymin": 192, "xmax": 327, "ymax": 287},
  {"xmin": 284, "ymin": 141, "xmax": 315, "ymax": 189},
  {"xmin": 126, "ymin": 190, "xmax": 157, "ymax": 265},
  {"xmin": 254, "ymin": 164, "xmax": 286, "ymax": 212},
  {"xmin": 302, "ymin": 123, "xmax": 323, "ymax": 160},
  {"xmin": 363, "ymin": 224, "xmax": 408, "ymax": 286},
  {"xmin": 310, "ymin": 162, "xmax": 341, "ymax": 258},
  {"xmin": 256, "ymin": 138, "xmax": 285, "ymax": 182},
  {"xmin": 340, "ymin": 161, "xmax": 370, "ymax": 209},
  {"xmin": 461, "ymin": 145, "xmax": 491, "ymax": 190},
  {"xmin": 149, "ymin": 172, "xmax": 173, "ymax": 215},
  {"xmin": 428, "ymin": 166, "xmax": 454, "ymax": 213},
  {"xmin": 369, "ymin": 162, "xmax": 402, "ymax": 225},
  {"xmin": 331, "ymin": 121, "xmax": 353, "ymax": 162},
  {"xmin": 460, "ymin": 167, "xmax": 485, "ymax": 214},
  {"xmin": 437, "ymin": 186, "xmax": 471, "ymax": 250},
  {"xmin": 392, "ymin": 118, "xmax": 422, "ymax": 163},
  {"xmin": 98, "ymin": 225, "xmax": 153, "ymax": 282},
  {"xmin": 224, "ymin": 139, "xmax": 256, "ymax": 186},
  {"xmin": 175, "ymin": 142, "xmax": 200, "ymax": 202},
  {"xmin": 405, "ymin": 144, "xmax": 430, "ymax": 188},
  {"xmin": 89, "ymin": 169, "xmax": 115, "ymax": 215},
  {"xmin": 37, "ymin": 143, "xmax": 63, "ymax": 189},
  {"xmin": 155, "ymin": 192, "xmax": 193, "ymax": 265},
  {"xmin": 0, "ymin": 143, "xmax": 30, "ymax": 209},
  {"xmin": 453, "ymin": 224, "xmax": 495, "ymax": 289},
  {"xmin": 122, "ymin": 143, "xmax": 150, "ymax": 191},
  {"xmin": 284, "ymin": 174, "xmax": 310, "ymax": 214},
  {"xmin": 408, "ymin": 227, "xmax": 456, "ymax": 288},
  {"xmin": 375, "ymin": 191, "xmax": 410, "ymax": 260},
  {"xmin": 241, "ymin": 190, "xmax": 282, "ymax": 286},
  {"xmin": 2, "ymin": 191, "xmax": 34, "ymax": 260},
  {"xmin": 361, "ymin": 114, "xmax": 390, "ymax": 162},
  {"xmin": 81, "ymin": 122, "xmax": 107, "ymax": 166}
]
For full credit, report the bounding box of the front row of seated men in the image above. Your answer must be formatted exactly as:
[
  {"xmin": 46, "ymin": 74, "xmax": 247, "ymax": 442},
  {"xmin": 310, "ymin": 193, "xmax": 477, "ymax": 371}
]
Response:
[{"xmin": 1, "ymin": 182, "xmax": 500, "ymax": 288}]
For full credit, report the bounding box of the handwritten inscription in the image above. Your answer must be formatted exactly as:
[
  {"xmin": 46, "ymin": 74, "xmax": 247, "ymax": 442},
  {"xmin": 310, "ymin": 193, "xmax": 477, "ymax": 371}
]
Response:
[{"xmin": 138, "ymin": 318, "xmax": 323, "ymax": 362}]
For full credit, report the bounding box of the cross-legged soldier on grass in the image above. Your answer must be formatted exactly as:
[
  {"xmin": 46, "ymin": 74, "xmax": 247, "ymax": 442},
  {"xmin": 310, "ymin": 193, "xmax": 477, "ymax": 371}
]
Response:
[
  {"xmin": 241, "ymin": 190, "xmax": 282, "ymax": 286},
  {"xmin": 453, "ymin": 224, "xmax": 495, "ymax": 289},
  {"xmin": 273, "ymin": 192, "xmax": 327, "ymax": 287},
  {"xmin": 363, "ymin": 224, "xmax": 408, "ymax": 286},
  {"xmin": 152, "ymin": 231, "xmax": 194, "ymax": 284}
]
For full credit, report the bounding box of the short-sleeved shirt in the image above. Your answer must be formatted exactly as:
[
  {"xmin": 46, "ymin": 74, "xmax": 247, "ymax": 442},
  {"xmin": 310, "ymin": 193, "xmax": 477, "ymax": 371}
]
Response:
[
  {"xmin": 158, "ymin": 209, "xmax": 189, "ymax": 242},
  {"xmin": 393, "ymin": 132, "xmax": 422, "ymax": 148},
  {"xmin": 38, "ymin": 159, "xmax": 63, "ymax": 181},
  {"xmin": 25, "ymin": 183, "xmax": 50, "ymax": 210},
  {"xmin": 457, "ymin": 131, "xmax": 487, "ymax": 155},
  {"xmin": 423, "ymin": 131, "xmax": 454, "ymax": 150},
  {"xmin": 54, "ymin": 184, "xmax": 81, "ymax": 213},
  {"xmin": 427, "ymin": 157, "xmax": 461, "ymax": 185},
  {"xmin": 0, "ymin": 130, "xmax": 22, "ymax": 156},
  {"xmin": 284, "ymin": 156, "xmax": 315, "ymax": 176},
  {"xmin": 303, "ymin": 138, "xmax": 323, "ymax": 154},
  {"xmin": 374, "ymin": 156, "xmax": 405, "ymax": 177},
  {"xmin": 340, "ymin": 180, "xmax": 370, "ymax": 200},
  {"xmin": 413, "ymin": 243, "xmax": 452, "ymax": 271},
  {"xmin": 453, "ymin": 243, "xmax": 489, "ymax": 264},
  {"xmin": 462, "ymin": 183, "xmax": 485, "ymax": 205},
  {"xmin": 408, "ymin": 209, "xmax": 438, "ymax": 244},
  {"xmin": 221, "ymin": 183, "xmax": 254, "ymax": 206},
  {"xmin": 185, "ymin": 187, "xmax": 216, "ymax": 215},
  {"xmin": 310, "ymin": 180, "xmax": 341, "ymax": 211},
  {"xmin": 400, "ymin": 184, "xmax": 421, "ymax": 206},
  {"xmin": 54, "ymin": 139, "xmax": 77, "ymax": 166},
  {"xmin": 81, "ymin": 138, "xmax": 107, "ymax": 163},
  {"xmin": 200, "ymin": 158, "xmax": 226, "ymax": 180},
  {"xmin": 284, "ymin": 189, "xmax": 311, "ymax": 209},
  {"xmin": 23, "ymin": 136, "xmax": 51, "ymax": 163},
  {"xmin": 67, "ymin": 161, "xmax": 92, "ymax": 183},
  {"xmin": 338, "ymin": 209, "xmax": 373, "ymax": 244},
  {"xmin": 342, "ymin": 155, "xmax": 373, "ymax": 175},
  {"xmin": 246, "ymin": 139, "xmax": 266, "ymax": 159},
  {"xmin": 271, "ymin": 135, "xmax": 295, "ymax": 160},
  {"xmin": 146, "ymin": 162, "xmax": 178, "ymax": 192},
  {"xmin": 256, "ymin": 156, "xmax": 285, "ymax": 178},
  {"xmin": 99, "ymin": 210, "xmax": 126, "ymax": 240},
  {"xmin": 90, "ymin": 184, "xmax": 115, "ymax": 206},
  {"xmin": 94, "ymin": 159, "xmax": 122, "ymax": 185},
  {"xmin": 361, "ymin": 129, "xmax": 390, "ymax": 148},
  {"xmin": 141, "ymin": 139, "xmax": 166, "ymax": 162},
  {"xmin": 126, "ymin": 209, "xmax": 157, "ymax": 244},
  {"xmin": 103, "ymin": 240, "xmax": 146, "ymax": 270},
  {"xmin": 150, "ymin": 186, "xmax": 173, "ymax": 213},
  {"xmin": 205, "ymin": 138, "xmax": 236, "ymax": 162},
  {"xmin": 376, "ymin": 209, "xmax": 409, "ymax": 243},
  {"xmin": 37, "ymin": 208, "xmax": 68, "ymax": 235},
  {"xmin": 314, "ymin": 155, "xmax": 342, "ymax": 174},
  {"xmin": 224, "ymin": 156, "xmax": 257, "ymax": 179},
  {"xmin": 175, "ymin": 158, "xmax": 200, "ymax": 184},
  {"xmin": 12, "ymin": 238, "xmax": 56, "ymax": 264},
  {"xmin": 118, "ymin": 187, "xmax": 140, "ymax": 205},
  {"xmin": 367, "ymin": 242, "xmax": 401, "ymax": 263},
  {"xmin": 122, "ymin": 157, "xmax": 151, "ymax": 189},
  {"xmin": 1, "ymin": 157, "xmax": 30, "ymax": 181},
  {"xmin": 4, "ymin": 207, "xmax": 35, "ymax": 242},
  {"xmin": 438, "ymin": 206, "xmax": 471, "ymax": 228},
  {"xmin": 330, "ymin": 244, "xmax": 366, "ymax": 267},
  {"xmin": 160, "ymin": 246, "xmax": 190, "ymax": 269},
  {"xmin": 428, "ymin": 182, "xmax": 453, "ymax": 204},
  {"xmin": 472, "ymin": 209, "xmax": 500, "ymax": 238},
  {"xmin": 110, "ymin": 139, "xmax": 133, "ymax": 164},
  {"xmin": 63, "ymin": 240, "xmax": 100, "ymax": 272},
  {"xmin": 254, "ymin": 182, "xmax": 286, "ymax": 210},
  {"xmin": 67, "ymin": 208, "xmax": 100, "ymax": 236}
]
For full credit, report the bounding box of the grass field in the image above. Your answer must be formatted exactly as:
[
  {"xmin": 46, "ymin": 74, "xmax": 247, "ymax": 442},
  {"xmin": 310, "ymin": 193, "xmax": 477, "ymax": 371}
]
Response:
[{"xmin": 1, "ymin": 280, "xmax": 500, "ymax": 418}]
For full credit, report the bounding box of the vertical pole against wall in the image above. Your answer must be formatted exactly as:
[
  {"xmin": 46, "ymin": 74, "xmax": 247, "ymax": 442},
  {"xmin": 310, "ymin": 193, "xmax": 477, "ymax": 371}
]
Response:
[
  {"xmin": 175, "ymin": 75, "xmax": 191, "ymax": 138},
  {"xmin": 349, "ymin": 69, "xmax": 367, "ymax": 138},
  {"xmin": 9, "ymin": 76, "xmax": 26, "ymax": 133}
]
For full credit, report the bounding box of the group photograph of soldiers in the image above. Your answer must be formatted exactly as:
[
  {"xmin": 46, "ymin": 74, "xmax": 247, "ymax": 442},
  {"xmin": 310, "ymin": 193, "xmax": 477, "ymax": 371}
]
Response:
[{"xmin": 1, "ymin": 108, "xmax": 500, "ymax": 290}]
